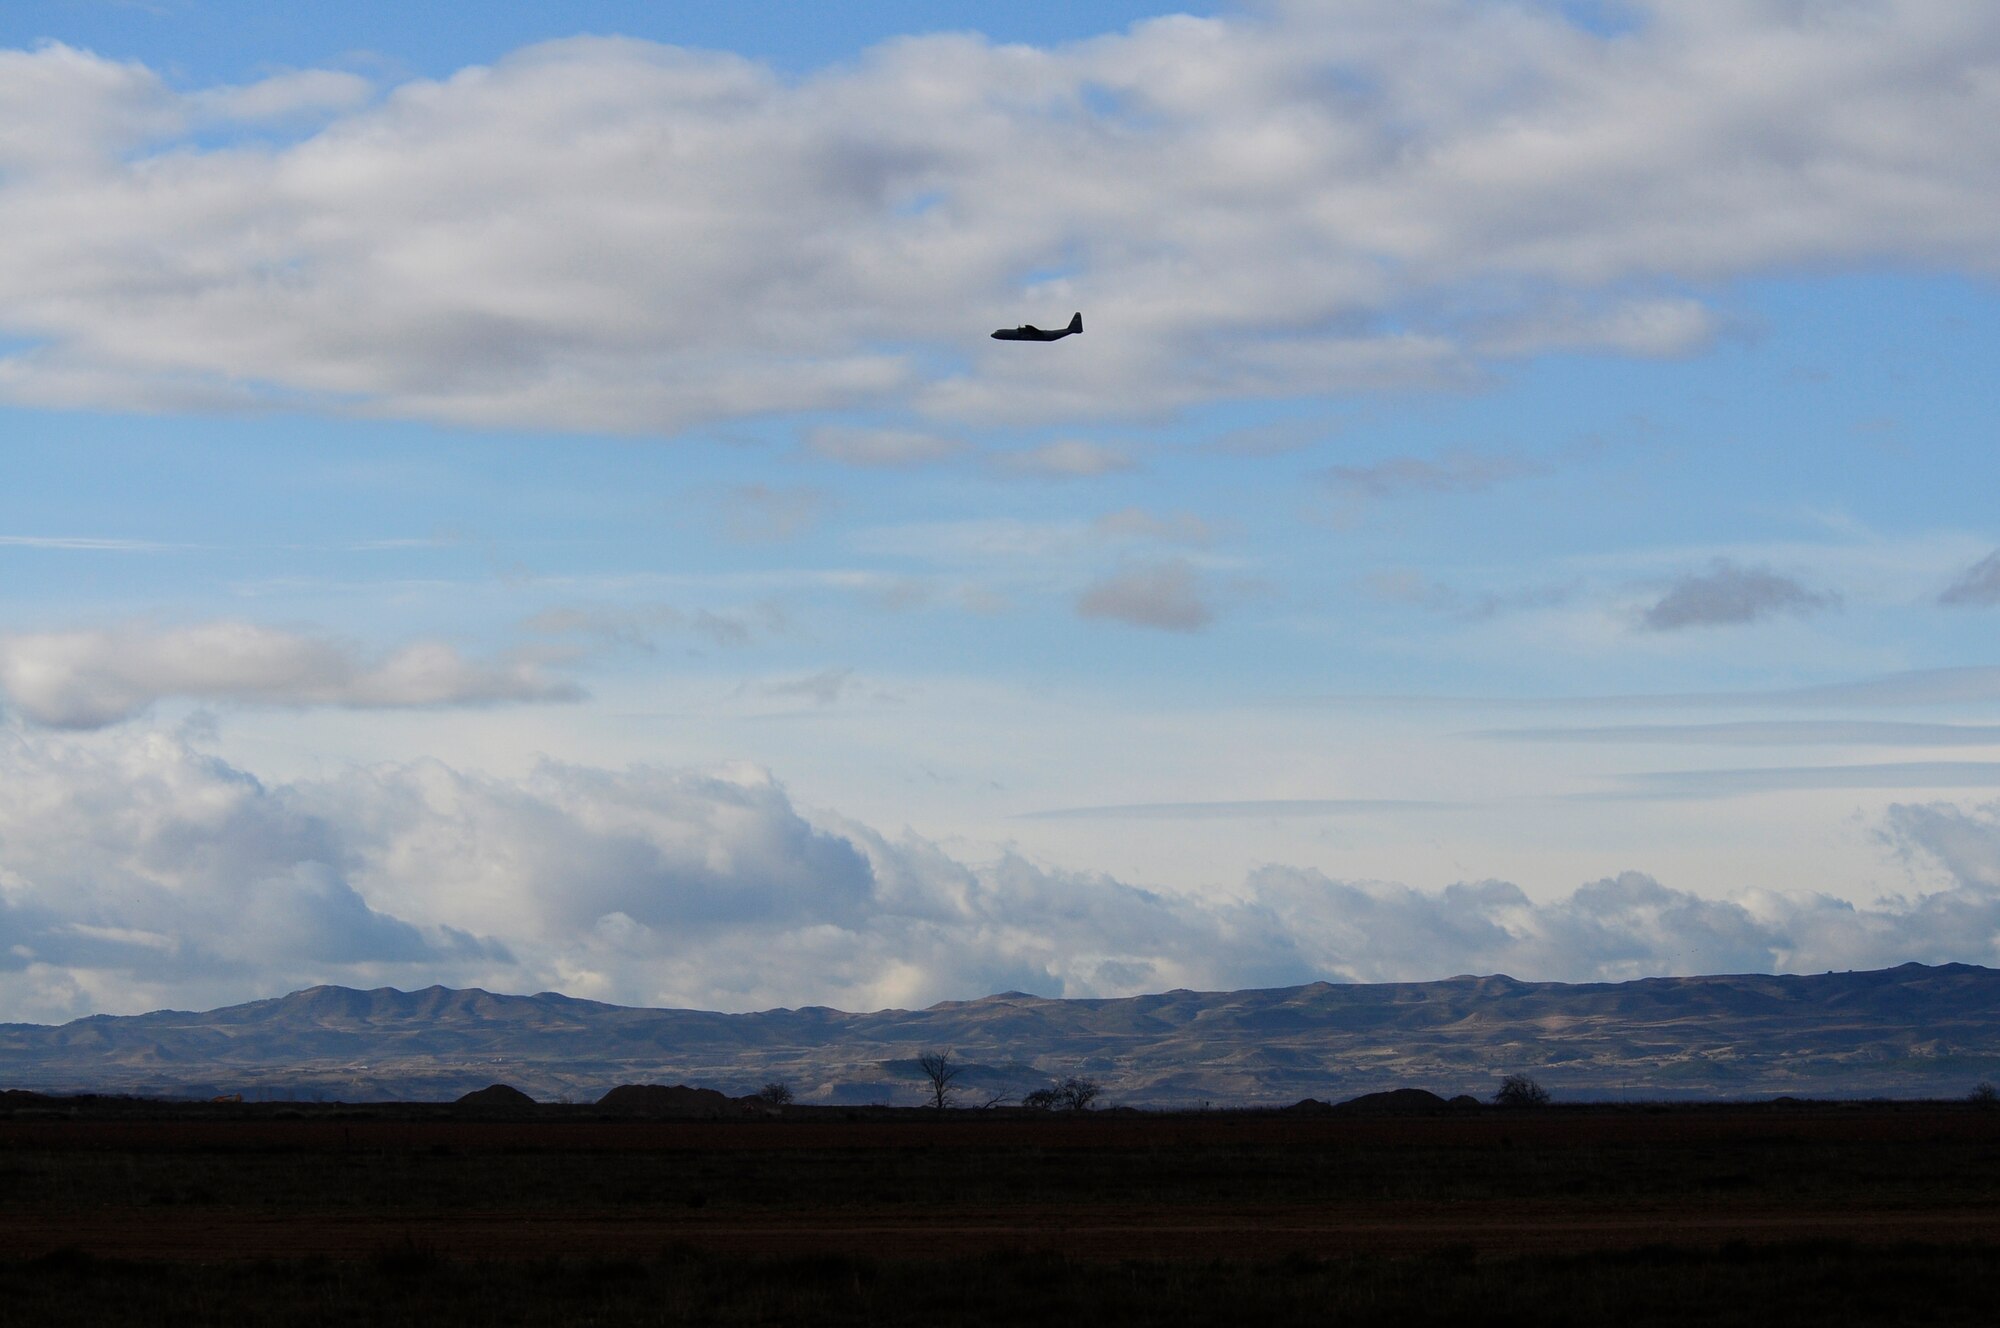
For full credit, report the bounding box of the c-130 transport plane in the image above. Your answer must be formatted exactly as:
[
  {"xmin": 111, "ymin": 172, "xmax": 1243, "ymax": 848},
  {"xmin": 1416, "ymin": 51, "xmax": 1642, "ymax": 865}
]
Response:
[{"xmin": 992, "ymin": 311, "xmax": 1082, "ymax": 341}]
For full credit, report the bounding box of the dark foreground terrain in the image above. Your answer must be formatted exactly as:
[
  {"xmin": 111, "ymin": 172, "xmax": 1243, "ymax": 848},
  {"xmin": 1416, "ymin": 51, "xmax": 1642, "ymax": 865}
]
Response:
[{"xmin": 4, "ymin": 1095, "xmax": 1998, "ymax": 1325}]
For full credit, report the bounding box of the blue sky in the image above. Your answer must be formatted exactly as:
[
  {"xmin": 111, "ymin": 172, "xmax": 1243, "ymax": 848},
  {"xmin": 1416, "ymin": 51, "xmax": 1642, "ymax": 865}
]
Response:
[{"xmin": 3, "ymin": 1, "xmax": 2000, "ymax": 1022}]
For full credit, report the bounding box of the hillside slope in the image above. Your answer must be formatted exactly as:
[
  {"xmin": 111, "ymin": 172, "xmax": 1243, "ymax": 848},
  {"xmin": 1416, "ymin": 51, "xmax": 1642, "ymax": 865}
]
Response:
[{"xmin": 4, "ymin": 962, "xmax": 1996, "ymax": 1105}]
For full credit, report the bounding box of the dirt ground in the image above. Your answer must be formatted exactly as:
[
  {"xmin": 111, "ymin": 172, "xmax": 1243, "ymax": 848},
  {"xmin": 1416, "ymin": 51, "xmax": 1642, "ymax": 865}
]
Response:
[
  {"xmin": 7, "ymin": 1101, "xmax": 1999, "ymax": 1264},
  {"xmin": 9, "ymin": 1200, "xmax": 2000, "ymax": 1263}
]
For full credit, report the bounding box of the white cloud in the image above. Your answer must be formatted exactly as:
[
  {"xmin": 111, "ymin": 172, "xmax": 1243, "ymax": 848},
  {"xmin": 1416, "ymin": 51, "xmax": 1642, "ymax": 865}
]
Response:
[
  {"xmin": 1477, "ymin": 296, "xmax": 1718, "ymax": 358},
  {"xmin": 4, "ymin": 7, "xmax": 2000, "ymax": 429},
  {"xmin": 0, "ymin": 621, "xmax": 576, "ymax": 728},
  {"xmin": 6, "ymin": 731, "xmax": 2000, "ymax": 1023},
  {"xmin": 193, "ymin": 69, "xmax": 374, "ymax": 123},
  {"xmin": 0, "ymin": 42, "xmax": 177, "ymax": 173}
]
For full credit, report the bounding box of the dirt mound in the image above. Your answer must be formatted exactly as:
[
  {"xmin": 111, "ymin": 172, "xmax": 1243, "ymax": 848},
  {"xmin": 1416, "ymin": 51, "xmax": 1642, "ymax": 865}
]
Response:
[
  {"xmin": 596, "ymin": 1083, "xmax": 736, "ymax": 1117},
  {"xmin": 455, "ymin": 1083, "xmax": 536, "ymax": 1110},
  {"xmin": 1334, "ymin": 1088, "xmax": 1453, "ymax": 1114}
]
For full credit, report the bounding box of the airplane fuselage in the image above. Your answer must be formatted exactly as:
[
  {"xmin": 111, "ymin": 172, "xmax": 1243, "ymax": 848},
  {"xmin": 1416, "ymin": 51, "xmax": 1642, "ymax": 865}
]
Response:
[{"xmin": 992, "ymin": 312, "xmax": 1082, "ymax": 341}]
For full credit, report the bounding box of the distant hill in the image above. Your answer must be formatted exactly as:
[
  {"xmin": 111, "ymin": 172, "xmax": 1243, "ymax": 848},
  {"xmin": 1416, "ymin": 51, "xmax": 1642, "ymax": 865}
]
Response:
[{"xmin": 5, "ymin": 962, "xmax": 1999, "ymax": 1105}]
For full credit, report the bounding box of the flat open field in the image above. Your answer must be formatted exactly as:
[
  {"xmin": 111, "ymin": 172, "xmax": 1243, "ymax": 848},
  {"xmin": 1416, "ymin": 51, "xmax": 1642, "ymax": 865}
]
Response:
[{"xmin": 4, "ymin": 1099, "xmax": 1998, "ymax": 1323}]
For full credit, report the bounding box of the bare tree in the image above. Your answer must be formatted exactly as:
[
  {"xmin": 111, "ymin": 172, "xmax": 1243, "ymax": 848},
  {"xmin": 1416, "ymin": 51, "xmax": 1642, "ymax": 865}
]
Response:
[
  {"xmin": 1970, "ymin": 1082, "xmax": 1998, "ymax": 1107},
  {"xmin": 1022, "ymin": 1075, "xmax": 1102, "ymax": 1112},
  {"xmin": 917, "ymin": 1051, "xmax": 965, "ymax": 1110},
  {"xmin": 1493, "ymin": 1074, "xmax": 1551, "ymax": 1108},
  {"xmin": 756, "ymin": 1081, "xmax": 794, "ymax": 1107}
]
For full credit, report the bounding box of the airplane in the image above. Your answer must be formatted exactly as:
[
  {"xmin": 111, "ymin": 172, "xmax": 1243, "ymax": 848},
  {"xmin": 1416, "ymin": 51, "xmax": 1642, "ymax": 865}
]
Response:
[{"xmin": 991, "ymin": 311, "xmax": 1082, "ymax": 342}]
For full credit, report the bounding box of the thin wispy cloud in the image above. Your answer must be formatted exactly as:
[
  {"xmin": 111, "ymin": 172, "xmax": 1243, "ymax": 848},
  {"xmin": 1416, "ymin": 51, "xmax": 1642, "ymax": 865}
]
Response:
[
  {"xmin": 803, "ymin": 427, "xmax": 967, "ymax": 468},
  {"xmin": 1611, "ymin": 763, "xmax": 2000, "ymax": 799},
  {"xmin": 1294, "ymin": 666, "xmax": 2000, "ymax": 713},
  {"xmin": 1478, "ymin": 721, "xmax": 2000, "ymax": 747},
  {"xmin": 1362, "ymin": 569, "xmax": 1576, "ymax": 621},
  {"xmin": 990, "ymin": 439, "xmax": 1138, "ymax": 479},
  {"xmin": 0, "ymin": 535, "xmax": 196, "ymax": 551},
  {"xmin": 751, "ymin": 667, "xmax": 855, "ymax": 707},
  {"xmin": 1092, "ymin": 508, "xmax": 1214, "ymax": 547},
  {"xmin": 1323, "ymin": 452, "xmax": 1548, "ymax": 502},
  {"xmin": 1019, "ymin": 798, "xmax": 1447, "ymax": 821},
  {"xmin": 721, "ymin": 485, "xmax": 828, "ymax": 545}
]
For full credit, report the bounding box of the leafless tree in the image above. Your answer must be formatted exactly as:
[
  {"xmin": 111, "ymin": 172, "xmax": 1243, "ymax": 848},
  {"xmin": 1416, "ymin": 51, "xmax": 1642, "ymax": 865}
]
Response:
[
  {"xmin": 1024, "ymin": 1075, "xmax": 1103, "ymax": 1111},
  {"xmin": 918, "ymin": 1051, "xmax": 965, "ymax": 1110},
  {"xmin": 756, "ymin": 1081, "xmax": 794, "ymax": 1107},
  {"xmin": 1970, "ymin": 1082, "xmax": 1998, "ymax": 1107},
  {"xmin": 1493, "ymin": 1074, "xmax": 1551, "ymax": 1108}
]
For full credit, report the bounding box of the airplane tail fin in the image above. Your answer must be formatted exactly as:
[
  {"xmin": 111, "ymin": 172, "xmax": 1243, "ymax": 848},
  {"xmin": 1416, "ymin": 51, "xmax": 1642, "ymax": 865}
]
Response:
[{"xmin": 1068, "ymin": 311, "xmax": 1083, "ymax": 334}]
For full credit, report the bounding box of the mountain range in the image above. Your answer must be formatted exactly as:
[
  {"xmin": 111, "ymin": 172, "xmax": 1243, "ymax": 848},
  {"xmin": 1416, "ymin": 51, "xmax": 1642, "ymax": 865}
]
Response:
[{"xmin": 5, "ymin": 962, "xmax": 1999, "ymax": 1105}]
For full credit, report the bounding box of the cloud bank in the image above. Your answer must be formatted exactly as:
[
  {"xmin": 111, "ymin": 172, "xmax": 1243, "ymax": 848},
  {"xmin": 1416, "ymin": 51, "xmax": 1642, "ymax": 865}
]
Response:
[
  {"xmin": 6, "ymin": 3, "xmax": 2000, "ymax": 429},
  {"xmin": 4, "ymin": 729, "xmax": 1999, "ymax": 1025}
]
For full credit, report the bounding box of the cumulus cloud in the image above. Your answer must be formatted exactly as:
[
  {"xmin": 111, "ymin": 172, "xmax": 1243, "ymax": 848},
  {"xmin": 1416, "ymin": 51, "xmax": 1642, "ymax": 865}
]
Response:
[
  {"xmin": 192, "ymin": 69, "xmax": 374, "ymax": 123},
  {"xmin": 7, "ymin": 731, "xmax": 2000, "ymax": 1023},
  {"xmin": 0, "ymin": 622, "xmax": 575, "ymax": 728},
  {"xmin": 1641, "ymin": 560, "xmax": 1838, "ymax": 631},
  {"xmin": 1076, "ymin": 559, "xmax": 1215, "ymax": 632},
  {"xmin": 6, "ymin": 7, "xmax": 2000, "ymax": 429},
  {"xmin": 0, "ymin": 731, "xmax": 507, "ymax": 1020},
  {"xmin": 1940, "ymin": 550, "xmax": 2000, "ymax": 606}
]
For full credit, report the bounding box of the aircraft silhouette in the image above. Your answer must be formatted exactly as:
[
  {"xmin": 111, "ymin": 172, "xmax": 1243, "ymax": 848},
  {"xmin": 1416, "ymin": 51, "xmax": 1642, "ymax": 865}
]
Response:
[{"xmin": 992, "ymin": 312, "xmax": 1082, "ymax": 342}]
